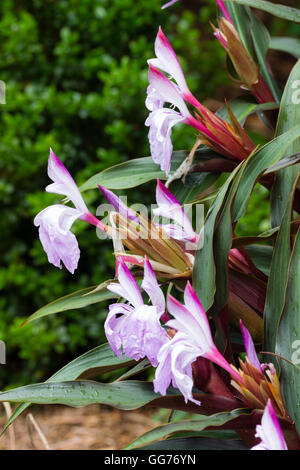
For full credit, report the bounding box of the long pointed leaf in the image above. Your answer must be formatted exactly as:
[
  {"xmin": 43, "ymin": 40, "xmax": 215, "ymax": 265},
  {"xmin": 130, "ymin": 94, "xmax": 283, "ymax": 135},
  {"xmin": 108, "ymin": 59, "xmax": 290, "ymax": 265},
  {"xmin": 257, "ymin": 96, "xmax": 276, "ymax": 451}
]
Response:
[
  {"xmin": 276, "ymin": 228, "xmax": 300, "ymax": 434},
  {"xmin": 271, "ymin": 60, "xmax": 300, "ymax": 227},
  {"xmin": 232, "ymin": 123, "xmax": 300, "ymax": 221},
  {"xmin": 0, "ymin": 382, "xmax": 243, "ymax": 415},
  {"xmin": 193, "ymin": 165, "xmax": 242, "ymax": 310},
  {"xmin": 80, "ymin": 149, "xmax": 220, "ymax": 192},
  {"xmin": 270, "ymin": 37, "xmax": 300, "ymax": 59},
  {"xmin": 228, "ymin": 0, "xmax": 300, "ymax": 23},
  {"xmin": 247, "ymin": 10, "xmax": 281, "ymax": 102},
  {"xmin": 264, "ymin": 185, "xmax": 296, "ymax": 361},
  {"xmin": 1, "ymin": 343, "xmax": 137, "ymax": 434},
  {"xmin": 23, "ymin": 282, "xmax": 116, "ymax": 325},
  {"xmin": 138, "ymin": 436, "xmax": 248, "ymax": 450},
  {"xmin": 125, "ymin": 409, "xmax": 252, "ymax": 449},
  {"xmin": 0, "ymin": 380, "xmax": 162, "ymax": 409}
]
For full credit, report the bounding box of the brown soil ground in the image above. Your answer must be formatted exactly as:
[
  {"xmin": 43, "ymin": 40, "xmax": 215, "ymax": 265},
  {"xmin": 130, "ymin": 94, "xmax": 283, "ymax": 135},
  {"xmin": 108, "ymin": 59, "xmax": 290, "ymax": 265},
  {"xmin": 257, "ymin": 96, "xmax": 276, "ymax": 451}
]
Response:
[{"xmin": 0, "ymin": 404, "xmax": 162, "ymax": 450}]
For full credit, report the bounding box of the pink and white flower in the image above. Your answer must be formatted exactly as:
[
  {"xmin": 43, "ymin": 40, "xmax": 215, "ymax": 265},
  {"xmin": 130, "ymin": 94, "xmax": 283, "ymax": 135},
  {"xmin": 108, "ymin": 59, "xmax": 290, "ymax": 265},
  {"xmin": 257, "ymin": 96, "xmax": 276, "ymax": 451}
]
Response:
[
  {"xmin": 34, "ymin": 205, "xmax": 82, "ymax": 275},
  {"xmin": 34, "ymin": 149, "xmax": 105, "ymax": 273},
  {"xmin": 145, "ymin": 65, "xmax": 210, "ymax": 176},
  {"xmin": 154, "ymin": 179, "xmax": 198, "ymax": 245},
  {"xmin": 147, "ymin": 27, "xmax": 200, "ymax": 107},
  {"xmin": 105, "ymin": 257, "xmax": 168, "ymax": 366},
  {"xmin": 251, "ymin": 400, "xmax": 288, "ymax": 450},
  {"xmin": 98, "ymin": 184, "xmax": 139, "ymax": 222},
  {"xmin": 145, "ymin": 28, "xmax": 249, "ymax": 174},
  {"xmin": 145, "ymin": 65, "xmax": 191, "ymax": 176},
  {"xmin": 240, "ymin": 320, "xmax": 263, "ymax": 373},
  {"xmin": 153, "ymin": 282, "xmax": 241, "ymax": 404},
  {"xmin": 162, "ymin": 0, "xmax": 180, "ymax": 9},
  {"xmin": 145, "ymin": 27, "xmax": 203, "ymax": 176}
]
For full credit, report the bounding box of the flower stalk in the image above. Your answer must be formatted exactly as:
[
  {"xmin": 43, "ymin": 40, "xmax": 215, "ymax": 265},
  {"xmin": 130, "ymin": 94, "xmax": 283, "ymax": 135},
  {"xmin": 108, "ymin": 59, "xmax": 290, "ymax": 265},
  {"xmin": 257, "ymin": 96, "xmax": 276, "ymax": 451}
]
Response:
[{"xmin": 213, "ymin": 2, "xmax": 276, "ymax": 104}]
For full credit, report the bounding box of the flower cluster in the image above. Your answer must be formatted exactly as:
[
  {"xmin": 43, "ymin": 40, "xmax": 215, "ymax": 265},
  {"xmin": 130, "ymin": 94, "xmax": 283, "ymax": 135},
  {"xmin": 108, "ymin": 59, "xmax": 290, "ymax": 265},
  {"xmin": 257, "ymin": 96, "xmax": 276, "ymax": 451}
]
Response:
[
  {"xmin": 34, "ymin": 149, "xmax": 107, "ymax": 274},
  {"xmin": 35, "ymin": 148, "xmax": 289, "ymax": 449},
  {"xmin": 105, "ymin": 254, "xmax": 288, "ymax": 451},
  {"xmin": 31, "ymin": 0, "xmax": 297, "ymax": 451},
  {"xmin": 145, "ymin": 27, "xmax": 256, "ymax": 176}
]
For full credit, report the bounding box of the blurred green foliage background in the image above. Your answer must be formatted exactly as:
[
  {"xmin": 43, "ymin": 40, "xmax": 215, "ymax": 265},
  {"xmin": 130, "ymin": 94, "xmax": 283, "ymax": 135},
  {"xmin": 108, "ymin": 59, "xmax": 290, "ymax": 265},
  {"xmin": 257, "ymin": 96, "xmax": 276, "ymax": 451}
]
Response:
[
  {"xmin": 0, "ymin": 0, "xmax": 230, "ymax": 386},
  {"xmin": 0, "ymin": 0, "xmax": 294, "ymax": 386}
]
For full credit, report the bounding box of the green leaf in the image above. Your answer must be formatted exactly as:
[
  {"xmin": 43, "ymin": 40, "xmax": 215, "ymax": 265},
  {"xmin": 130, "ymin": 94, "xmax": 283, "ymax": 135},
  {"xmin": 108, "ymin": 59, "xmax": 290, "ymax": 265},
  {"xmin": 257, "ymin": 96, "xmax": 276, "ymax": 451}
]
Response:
[
  {"xmin": 271, "ymin": 59, "xmax": 300, "ymax": 227},
  {"xmin": 244, "ymin": 244, "xmax": 273, "ymax": 276},
  {"xmin": 1, "ymin": 343, "xmax": 138, "ymax": 434},
  {"xmin": 232, "ymin": 123, "xmax": 300, "ymax": 222},
  {"xmin": 217, "ymin": 99, "xmax": 279, "ymax": 125},
  {"xmin": 232, "ymin": 229, "xmax": 278, "ymax": 248},
  {"xmin": 263, "ymin": 153, "xmax": 300, "ymax": 175},
  {"xmin": 276, "ymin": 228, "xmax": 300, "ymax": 434},
  {"xmin": 138, "ymin": 436, "xmax": 248, "ymax": 450},
  {"xmin": 80, "ymin": 149, "xmax": 220, "ymax": 192},
  {"xmin": 270, "ymin": 37, "xmax": 300, "ymax": 59},
  {"xmin": 80, "ymin": 157, "xmax": 169, "ymax": 191},
  {"xmin": 171, "ymin": 173, "xmax": 219, "ymax": 205},
  {"xmin": 264, "ymin": 186, "xmax": 296, "ymax": 360},
  {"xmin": 23, "ymin": 281, "xmax": 116, "ymax": 324},
  {"xmin": 2, "ymin": 386, "xmax": 250, "ymax": 435},
  {"xmin": 208, "ymin": 167, "xmax": 247, "ymax": 350},
  {"xmin": 228, "ymin": 0, "xmax": 300, "ymax": 23},
  {"xmin": 79, "ymin": 99, "xmax": 277, "ymax": 195},
  {"xmin": 193, "ymin": 165, "xmax": 242, "ymax": 311},
  {"xmin": 232, "ymin": 221, "xmax": 300, "ymax": 248},
  {"xmin": 0, "ymin": 380, "xmax": 163, "ymax": 409},
  {"xmin": 115, "ymin": 359, "xmax": 151, "ymax": 382},
  {"xmin": 247, "ymin": 10, "xmax": 281, "ymax": 102},
  {"xmin": 51, "ymin": 343, "xmax": 136, "ymax": 381},
  {"xmin": 125, "ymin": 409, "xmax": 252, "ymax": 449}
]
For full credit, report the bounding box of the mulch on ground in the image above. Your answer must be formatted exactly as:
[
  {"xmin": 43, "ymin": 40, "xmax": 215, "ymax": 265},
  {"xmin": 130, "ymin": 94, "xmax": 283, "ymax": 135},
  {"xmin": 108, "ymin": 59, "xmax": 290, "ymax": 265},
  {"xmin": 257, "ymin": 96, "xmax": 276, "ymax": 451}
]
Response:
[{"xmin": 0, "ymin": 404, "xmax": 162, "ymax": 450}]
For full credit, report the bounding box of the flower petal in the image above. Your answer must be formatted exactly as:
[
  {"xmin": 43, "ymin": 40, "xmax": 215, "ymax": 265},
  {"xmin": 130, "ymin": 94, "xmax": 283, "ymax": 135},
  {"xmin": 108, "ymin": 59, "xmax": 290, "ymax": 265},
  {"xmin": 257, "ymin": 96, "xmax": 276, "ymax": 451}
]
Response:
[
  {"xmin": 141, "ymin": 257, "xmax": 165, "ymax": 315},
  {"xmin": 98, "ymin": 185, "xmax": 139, "ymax": 222},
  {"xmin": 145, "ymin": 107, "xmax": 185, "ymax": 175},
  {"xmin": 162, "ymin": 0, "xmax": 180, "ymax": 9},
  {"xmin": 166, "ymin": 283, "xmax": 213, "ymax": 352},
  {"xmin": 104, "ymin": 303, "xmax": 133, "ymax": 359},
  {"xmin": 46, "ymin": 149, "xmax": 88, "ymax": 213},
  {"xmin": 122, "ymin": 305, "xmax": 168, "ymax": 365},
  {"xmin": 145, "ymin": 83, "xmax": 164, "ymax": 112},
  {"xmin": 106, "ymin": 303, "xmax": 168, "ymax": 366},
  {"xmin": 149, "ymin": 28, "xmax": 200, "ymax": 107},
  {"xmin": 240, "ymin": 320, "xmax": 263, "ymax": 373},
  {"xmin": 154, "ymin": 332, "xmax": 201, "ymax": 405},
  {"xmin": 184, "ymin": 282, "xmax": 213, "ymax": 342},
  {"xmin": 167, "ymin": 283, "xmax": 242, "ymax": 383},
  {"xmin": 154, "ymin": 180, "xmax": 197, "ymax": 242},
  {"xmin": 151, "ymin": 27, "xmax": 189, "ymax": 95},
  {"xmin": 108, "ymin": 259, "xmax": 143, "ymax": 308},
  {"xmin": 34, "ymin": 204, "xmax": 82, "ymax": 274},
  {"xmin": 251, "ymin": 400, "xmax": 288, "ymax": 450},
  {"xmin": 167, "ymin": 294, "xmax": 199, "ymax": 335},
  {"xmin": 147, "ymin": 64, "xmax": 190, "ymax": 115},
  {"xmin": 158, "ymin": 224, "xmax": 198, "ymax": 246}
]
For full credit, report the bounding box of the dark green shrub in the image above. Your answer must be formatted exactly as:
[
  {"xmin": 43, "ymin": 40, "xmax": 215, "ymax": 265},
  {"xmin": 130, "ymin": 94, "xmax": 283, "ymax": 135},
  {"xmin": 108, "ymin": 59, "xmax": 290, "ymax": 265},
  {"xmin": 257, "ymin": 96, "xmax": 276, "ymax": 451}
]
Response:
[{"xmin": 0, "ymin": 0, "xmax": 231, "ymax": 386}]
